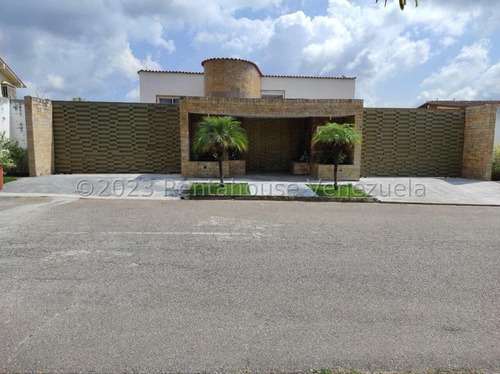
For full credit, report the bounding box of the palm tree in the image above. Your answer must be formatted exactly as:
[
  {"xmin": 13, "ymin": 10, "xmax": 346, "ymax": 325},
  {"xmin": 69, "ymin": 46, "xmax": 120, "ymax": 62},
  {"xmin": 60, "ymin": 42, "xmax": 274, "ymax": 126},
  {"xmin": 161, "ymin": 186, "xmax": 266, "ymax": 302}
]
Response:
[
  {"xmin": 376, "ymin": 0, "xmax": 418, "ymax": 10},
  {"xmin": 192, "ymin": 116, "xmax": 248, "ymax": 186},
  {"xmin": 311, "ymin": 123, "xmax": 361, "ymax": 190}
]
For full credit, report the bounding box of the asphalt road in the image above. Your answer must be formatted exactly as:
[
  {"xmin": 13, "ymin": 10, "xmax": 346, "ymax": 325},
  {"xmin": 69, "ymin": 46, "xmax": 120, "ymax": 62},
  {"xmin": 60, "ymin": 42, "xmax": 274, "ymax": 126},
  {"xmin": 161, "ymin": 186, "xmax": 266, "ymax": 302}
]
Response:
[{"xmin": 0, "ymin": 197, "xmax": 499, "ymax": 373}]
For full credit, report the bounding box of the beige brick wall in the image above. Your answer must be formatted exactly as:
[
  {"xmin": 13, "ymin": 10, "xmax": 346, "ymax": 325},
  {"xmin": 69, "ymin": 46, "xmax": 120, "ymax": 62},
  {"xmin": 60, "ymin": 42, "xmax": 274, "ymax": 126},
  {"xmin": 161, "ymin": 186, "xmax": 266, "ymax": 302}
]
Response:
[
  {"xmin": 180, "ymin": 97, "xmax": 363, "ymax": 178},
  {"xmin": 203, "ymin": 59, "xmax": 261, "ymax": 98},
  {"xmin": 310, "ymin": 164, "xmax": 360, "ymax": 181},
  {"xmin": 182, "ymin": 160, "xmax": 246, "ymax": 178},
  {"xmin": 25, "ymin": 97, "xmax": 54, "ymax": 177},
  {"xmin": 290, "ymin": 161, "xmax": 310, "ymax": 175},
  {"xmin": 462, "ymin": 104, "xmax": 498, "ymax": 180}
]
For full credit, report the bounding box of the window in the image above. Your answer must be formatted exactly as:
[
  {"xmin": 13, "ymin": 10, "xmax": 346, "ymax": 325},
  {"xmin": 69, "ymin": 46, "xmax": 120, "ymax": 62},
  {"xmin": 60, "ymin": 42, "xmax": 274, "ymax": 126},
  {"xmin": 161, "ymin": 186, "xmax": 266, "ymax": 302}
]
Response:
[
  {"xmin": 261, "ymin": 90, "xmax": 285, "ymax": 99},
  {"xmin": 158, "ymin": 97, "xmax": 180, "ymax": 104},
  {"xmin": 1, "ymin": 84, "xmax": 16, "ymax": 99}
]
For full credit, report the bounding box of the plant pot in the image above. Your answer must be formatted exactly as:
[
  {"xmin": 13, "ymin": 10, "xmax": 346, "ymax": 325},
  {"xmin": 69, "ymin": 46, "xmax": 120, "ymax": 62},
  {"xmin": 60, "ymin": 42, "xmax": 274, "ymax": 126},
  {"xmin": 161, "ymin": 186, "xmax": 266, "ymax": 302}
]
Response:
[
  {"xmin": 0, "ymin": 166, "xmax": 3, "ymax": 190},
  {"xmin": 310, "ymin": 163, "xmax": 360, "ymax": 181},
  {"xmin": 290, "ymin": 161, "xmax": 310, "ymax": 175}
]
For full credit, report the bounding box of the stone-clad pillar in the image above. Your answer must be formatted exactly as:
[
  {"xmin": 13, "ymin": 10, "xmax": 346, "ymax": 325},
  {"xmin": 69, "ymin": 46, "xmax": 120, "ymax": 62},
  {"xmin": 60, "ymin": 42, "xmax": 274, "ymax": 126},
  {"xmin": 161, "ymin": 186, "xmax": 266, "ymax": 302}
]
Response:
[
  {"xmin": 462, "ymin": 104, "xmax": 497, "ymax": 180},
  {"xmin": 25, "ymin": 96, "xmax": 54, "ymax": 176}
]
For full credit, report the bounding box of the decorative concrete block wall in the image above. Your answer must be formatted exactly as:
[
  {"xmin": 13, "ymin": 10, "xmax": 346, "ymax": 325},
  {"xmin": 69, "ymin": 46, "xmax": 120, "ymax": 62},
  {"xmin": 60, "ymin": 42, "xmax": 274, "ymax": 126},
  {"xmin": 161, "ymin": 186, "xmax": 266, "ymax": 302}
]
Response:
[
  {"xmin": 462, "ymin": 104, "xmax": 498, "ymax": 180},
  {"xmin": 362, "ymin": 108, "xmax": 465, "ymax": 177},
  {"xmin": 25, "ymin": 97, "xmax": 54, "ymax": 177},
  {"xmin": 52, "ymin": 101, "xmax": 181, "ymax": 174}
]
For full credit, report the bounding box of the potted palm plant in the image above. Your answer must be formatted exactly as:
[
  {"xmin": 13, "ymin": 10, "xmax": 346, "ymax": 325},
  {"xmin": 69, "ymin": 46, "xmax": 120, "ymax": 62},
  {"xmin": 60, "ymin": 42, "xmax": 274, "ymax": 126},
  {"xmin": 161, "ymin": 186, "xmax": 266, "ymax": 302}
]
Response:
[
  {"xmin": 311, "ymin": 122, "xmax": 361, "ymax": 190},
  {"xmin": 192, "ymin": 116, "xmax": 248, "ymax": 186},
  {"xmin": 0, "ymin": 132, "xmax": 16, "ymax": 190}
]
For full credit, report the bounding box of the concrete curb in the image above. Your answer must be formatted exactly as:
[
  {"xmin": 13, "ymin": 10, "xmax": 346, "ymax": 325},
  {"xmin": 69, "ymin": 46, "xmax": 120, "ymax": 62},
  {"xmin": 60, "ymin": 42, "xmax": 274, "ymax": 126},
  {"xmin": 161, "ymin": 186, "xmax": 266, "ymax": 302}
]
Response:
[
  {"xmin": 378, "ymin": 200, "xmax": 500, "ymax": 207},
  {"xmin": 0, "ymin": 192, "xmax": 180, "ymax": 201},
  {"xmin": 182, "ymin": 194, "xmax": 380, "ymax": 203},
  {"xmin": 2, "ymin": 192, "xmax": 498, "ymax": 206}
]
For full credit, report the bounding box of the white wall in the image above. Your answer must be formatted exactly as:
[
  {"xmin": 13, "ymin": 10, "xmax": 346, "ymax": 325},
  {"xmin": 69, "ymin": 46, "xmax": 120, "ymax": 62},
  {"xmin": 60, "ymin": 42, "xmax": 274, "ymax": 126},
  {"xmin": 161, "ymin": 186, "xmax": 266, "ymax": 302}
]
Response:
[
  {"xmin": 10, "ymin": 99, "xmax": 27, "ymax": 148},
  {"xmin": 0, "ymin": 97, "xmax": 27, "ymax": 148},
  {"xmin": 139, "ymin": 72, "xmax": 204, "ymax": 103},
  {"xmin": 139, "ymin": 71, "xmax": 356, "ymax": 102},
  {"xmin": 261, "ymin": 76, "xmax": 355, "ymax": 99},
  {"xmin": 0, "ymin": 97, "xmax": 10, "ymax": 137},
  {"xmin": 0, "ymin": 70, "xmax": 10, "ymax": 87}
]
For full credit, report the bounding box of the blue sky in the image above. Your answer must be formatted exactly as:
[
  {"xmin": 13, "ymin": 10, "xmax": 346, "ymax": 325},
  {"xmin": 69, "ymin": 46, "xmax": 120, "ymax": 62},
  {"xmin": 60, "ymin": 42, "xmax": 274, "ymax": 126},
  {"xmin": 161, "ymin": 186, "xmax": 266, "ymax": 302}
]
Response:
[{"xmin": 1, "ymin": 0, "xmax": 499, "ymax": 107}]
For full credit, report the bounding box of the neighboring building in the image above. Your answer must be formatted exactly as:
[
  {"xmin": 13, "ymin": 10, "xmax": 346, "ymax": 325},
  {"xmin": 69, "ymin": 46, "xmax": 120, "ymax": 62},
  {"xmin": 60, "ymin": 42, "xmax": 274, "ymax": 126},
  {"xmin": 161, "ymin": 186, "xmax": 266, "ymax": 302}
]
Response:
[
  {"xmin": 419, "ymin": 100, "xmax": 500, "ymax": 147},
  {"xmin": 0, "ymin": 58, "xmax": 27, "ymax": 147},
  {"xmin": 418, "ymin": 100, "xmax": 500, "ymax": 110},
  {"xmin": 0, "ymin": 58, "xmax": 26, "ymax": 99},
  {"xmin": 139, "ymin": 57, "xmax": 356, "ymax": 103}
]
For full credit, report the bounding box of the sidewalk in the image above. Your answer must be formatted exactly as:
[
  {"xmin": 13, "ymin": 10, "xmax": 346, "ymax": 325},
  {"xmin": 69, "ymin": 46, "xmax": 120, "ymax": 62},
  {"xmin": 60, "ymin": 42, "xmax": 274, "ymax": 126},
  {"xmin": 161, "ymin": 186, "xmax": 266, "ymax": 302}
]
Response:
[
  {"xmin": 1, "ymin": 174, "xmax": 500, "ymax": 205},
  {"xmin": 357, "ymin": 177, "xmax": 500, "ymax": 206}
]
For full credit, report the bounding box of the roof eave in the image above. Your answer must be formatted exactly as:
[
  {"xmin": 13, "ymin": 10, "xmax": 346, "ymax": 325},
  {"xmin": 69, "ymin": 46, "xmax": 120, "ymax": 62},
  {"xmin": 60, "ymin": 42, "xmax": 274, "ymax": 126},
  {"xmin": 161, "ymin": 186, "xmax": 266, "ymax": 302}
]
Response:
[{"xmin": 0, "ymin": 59, "xmax": 26, "ymax": 88}]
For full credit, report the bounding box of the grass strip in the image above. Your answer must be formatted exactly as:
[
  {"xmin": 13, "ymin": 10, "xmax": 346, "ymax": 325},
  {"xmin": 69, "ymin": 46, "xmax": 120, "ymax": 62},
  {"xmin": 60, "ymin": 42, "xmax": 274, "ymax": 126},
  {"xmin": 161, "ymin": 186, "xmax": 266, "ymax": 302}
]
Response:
[
  {"xmin": 3, "ymin": 177, "xmax": 17, "ymax": 183},
  {"xmin": 307, "ymin": 183, "xmax": 370, "ymax": 197},
  {"xmin": 189, "ymin": 182, "xmax": 250, "ymax": 196}
]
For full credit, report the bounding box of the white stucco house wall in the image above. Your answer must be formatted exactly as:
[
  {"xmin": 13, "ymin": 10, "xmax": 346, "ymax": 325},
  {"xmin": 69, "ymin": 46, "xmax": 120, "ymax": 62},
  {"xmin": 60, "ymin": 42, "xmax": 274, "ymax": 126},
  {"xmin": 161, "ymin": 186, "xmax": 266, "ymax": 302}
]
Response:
[
  {"xmin": 0, "ymin": 58, "xmax": 27, "ymax": 147},
  {"xmin": 138, "ymin": 58, "xmax": 355, "ymax": 103}
]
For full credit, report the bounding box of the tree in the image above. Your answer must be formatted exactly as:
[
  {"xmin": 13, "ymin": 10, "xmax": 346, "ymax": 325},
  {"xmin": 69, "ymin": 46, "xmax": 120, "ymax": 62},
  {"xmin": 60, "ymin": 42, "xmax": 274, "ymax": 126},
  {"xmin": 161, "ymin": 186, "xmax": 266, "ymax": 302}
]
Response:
[
  {"xmin": 72, "ymin": 97, "xmax": 85, "ymax": 101},
  {"xmin": 376, "ymin": 0, "xmax": 418, "ymax": 10},
  {"xmin": 311, "ymin": 123, "xmax": 361, "ymax": 190},
  {"xmin": 192, "ymin": 116, "xmax": 248, "ymax": 186}
]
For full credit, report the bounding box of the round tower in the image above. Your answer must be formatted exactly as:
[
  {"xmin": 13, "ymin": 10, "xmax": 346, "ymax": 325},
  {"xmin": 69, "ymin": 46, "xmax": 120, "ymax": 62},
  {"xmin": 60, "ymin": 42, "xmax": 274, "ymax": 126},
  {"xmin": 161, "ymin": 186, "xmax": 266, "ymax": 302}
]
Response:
[{"xmin": 202, "ymin": 58, "xmax": 261, "ymax": 98}]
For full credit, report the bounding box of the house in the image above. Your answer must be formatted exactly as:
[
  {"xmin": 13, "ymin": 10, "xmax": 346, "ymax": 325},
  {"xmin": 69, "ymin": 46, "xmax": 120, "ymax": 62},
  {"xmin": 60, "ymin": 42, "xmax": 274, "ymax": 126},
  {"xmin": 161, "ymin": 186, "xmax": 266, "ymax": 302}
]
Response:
[
  {"xmin": 418, "ymin": 100, "xmax": 500, "ymax": 110},
  {"xmin": 139, "ymin": 57, "xmax": 356, "ymax": 103},
  {"xmin": 23, "ymin": 58, "xmax": 495, "ymax": 181},
  {"xmin": 139, "ymin": 57, "xmax": 361, "ymax": 179},
  {"xmin": 0, "ymin": 58, "xmax": 26, "ymax": 99}
]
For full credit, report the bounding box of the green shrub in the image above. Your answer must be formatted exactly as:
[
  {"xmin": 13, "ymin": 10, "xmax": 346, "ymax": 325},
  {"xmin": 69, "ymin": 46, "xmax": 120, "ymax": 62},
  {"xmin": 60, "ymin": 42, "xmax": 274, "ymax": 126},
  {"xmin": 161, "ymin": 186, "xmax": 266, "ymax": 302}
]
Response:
[
  {"xmin": 5, "ymin": 139, "xmax": 29, "ymax": 176},
  {"xmin": 493, "ymin": 145, "xmax": 500, "ymax": 180},
  {"xmin": 0, "ymin": 132, "xmax": 28, "ymax": 176},
  {"xmin": 0, "ymin": 132, "xmax": 16, "ymax": 170}
]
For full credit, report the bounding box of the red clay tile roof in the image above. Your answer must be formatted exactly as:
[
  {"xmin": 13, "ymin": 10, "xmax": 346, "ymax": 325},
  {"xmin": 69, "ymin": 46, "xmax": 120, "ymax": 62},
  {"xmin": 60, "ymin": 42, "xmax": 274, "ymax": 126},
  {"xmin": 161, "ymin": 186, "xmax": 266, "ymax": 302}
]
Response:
[
  {"xmin": 138, "ymin": 68, "xmax": 355, "ymax": 79},
  {"xmin": 418, "ymin": 100, "xmax": 500, "ymax": 109},
  {"xmin": 139, "ymin": 57, "xmax": 355, "ymax": 79},
  {"xmin": 201, "ymin": 57, "xmax": 264, "ymax": 76},
  {"xmin": 263, "ymin": 74, "xmax": 355, "ymax": 80},
  {"xmin": 138, "ymin": 70, "xmax": 203, "ymax": 75}
]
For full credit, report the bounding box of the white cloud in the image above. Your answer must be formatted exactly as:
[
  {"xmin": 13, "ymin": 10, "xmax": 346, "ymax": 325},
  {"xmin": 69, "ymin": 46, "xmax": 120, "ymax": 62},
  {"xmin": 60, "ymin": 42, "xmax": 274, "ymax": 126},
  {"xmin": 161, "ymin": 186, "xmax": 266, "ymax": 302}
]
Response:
[
  {"xmin": 1, "ymin": 0, "xmax": 499, "ymax": 105},
  {"xmin": 125, "ymin": 87, "xmax": 140, "ymax": 100},
  {"xmin": 418, "ymin": 39, "xmax": 500, "ymax": 102},
  {"xmin": 115, "ymin": 46, "xmax": 161, "ymax": 80},
  {"xmin": 440, "ymin": 37, "xmax": 457, "ymax": 47},
  {"xmin": 47, "ymin": 74, "xmax": 65, "ymax": 90}
]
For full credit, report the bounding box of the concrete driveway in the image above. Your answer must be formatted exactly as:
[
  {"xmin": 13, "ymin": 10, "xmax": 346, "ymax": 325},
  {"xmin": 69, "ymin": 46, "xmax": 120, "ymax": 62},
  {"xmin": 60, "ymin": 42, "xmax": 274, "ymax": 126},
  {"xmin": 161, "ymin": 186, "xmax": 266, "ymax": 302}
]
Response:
[
  {"xmin": 356, "ymin": 177, "xmax": 500, "ymax": 205},
  {"xmin": 0, "ymin": 174, "xmax": 186, "ymax": 199},
  {"xmin": 0, "ymin": 197, "xmax": 499, "ymax": 372},
  {"xmin": 1, "ymin": 174, "xmax": 500, "ymax": 204}
]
